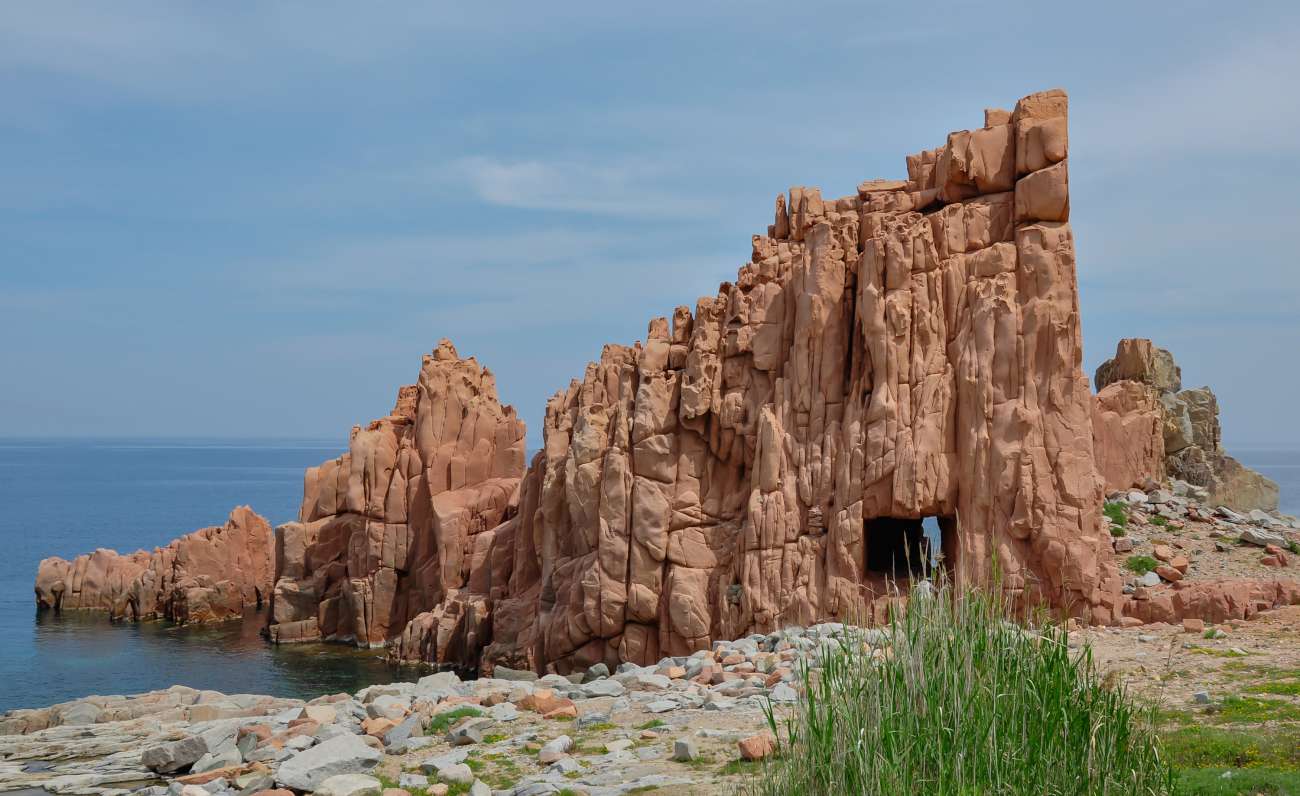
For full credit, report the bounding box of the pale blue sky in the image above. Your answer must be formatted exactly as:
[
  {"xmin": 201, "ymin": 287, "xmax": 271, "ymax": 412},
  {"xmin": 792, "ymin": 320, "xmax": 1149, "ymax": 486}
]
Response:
[{"xmin": 3, "ymin": 2, "xmax": 1298, "ymax": 448}]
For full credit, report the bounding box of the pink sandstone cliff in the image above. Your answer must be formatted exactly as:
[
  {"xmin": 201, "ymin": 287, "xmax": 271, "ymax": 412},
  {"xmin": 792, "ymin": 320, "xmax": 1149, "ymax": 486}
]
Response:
[
  {"xmin": 265, "ymin": 339, "xmax": 527, "ymax": 653},
  {"xmin": 34, "ymin": 506, "xmax": 274, "ymax": 624},
  {"xmin": 36, "ymin": 89, "xmax": 1295, "ymax": 669},
  {"xmin": 392, "ymin": 89, "xmax": 1129, "ymax": 674}
]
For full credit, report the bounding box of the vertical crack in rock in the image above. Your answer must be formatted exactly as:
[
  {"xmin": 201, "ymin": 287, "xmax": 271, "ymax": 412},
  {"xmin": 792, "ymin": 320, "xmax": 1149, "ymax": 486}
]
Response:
[
  {"xmin": 267, "ymin": 339, "xmax": 528, "ymax": 669},
  {"xmin": 466, "ymin": 87, "xmax": 1124, "ymax": 675}
]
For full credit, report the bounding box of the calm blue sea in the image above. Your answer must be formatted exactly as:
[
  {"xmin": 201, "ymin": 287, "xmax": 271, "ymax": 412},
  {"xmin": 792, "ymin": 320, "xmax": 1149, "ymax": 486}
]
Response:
[
  {"xmin": 1232, "ymin": 446, "xmax": 1300, "ymax": 517},
  {"xmin": 0, "ymin": 438, "xmax": 1294, "ymax": 714},
  {"xmin": 0, "ymin": 438, "xmax": 409, "ymax": 713}
]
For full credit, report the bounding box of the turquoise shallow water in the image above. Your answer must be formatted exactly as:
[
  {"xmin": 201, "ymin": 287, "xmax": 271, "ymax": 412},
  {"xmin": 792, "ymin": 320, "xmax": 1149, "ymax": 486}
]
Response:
[{"xmin": 0, "ymin": 438, "xmax": 412, "ymax": 713}]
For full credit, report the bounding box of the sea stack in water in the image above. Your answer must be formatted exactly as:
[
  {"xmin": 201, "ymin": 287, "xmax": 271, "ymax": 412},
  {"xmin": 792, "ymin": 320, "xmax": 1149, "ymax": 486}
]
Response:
[
  {"xmin": 1092, "ymin": 338, "xmax": 1279, "ymax": 511},
  {"xmin": 34, "ymin": 506, "xmax": 274, "ymax": 623},
  {"xmin": 266, "ymin": 338, "xmax": 527, "ymax": 652}
]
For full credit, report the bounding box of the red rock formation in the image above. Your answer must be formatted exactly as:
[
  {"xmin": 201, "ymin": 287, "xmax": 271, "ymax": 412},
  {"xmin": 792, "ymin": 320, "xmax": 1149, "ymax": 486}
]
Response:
[
  {"xmin": 1092, "ymin": 381, "xmax": 1165, "ymax": 491},
  {"xmin": 443, "ymin": 88, "xmax": 1125, "ymax": 675},
  {"xmin": 34, "ymin": 506, "xmax": 274, "ymax": 623},
  {"xmin": 1093, "ymin": 338, "xmax": 1279, "ymax": 510},
  {"xmin": 266, "ymin": 339, "xmax": 527, "ymax": 650},
  {"xmin": 1124, "ymin": 578, "xmax": 1300, "ymax": 625}
]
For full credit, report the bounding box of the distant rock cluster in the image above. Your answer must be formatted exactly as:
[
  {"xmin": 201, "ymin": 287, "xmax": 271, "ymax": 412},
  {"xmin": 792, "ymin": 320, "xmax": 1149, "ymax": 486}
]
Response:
[{"xmin": 1092, "ymin": 338, "xmax": 1279, "ymax": 511}]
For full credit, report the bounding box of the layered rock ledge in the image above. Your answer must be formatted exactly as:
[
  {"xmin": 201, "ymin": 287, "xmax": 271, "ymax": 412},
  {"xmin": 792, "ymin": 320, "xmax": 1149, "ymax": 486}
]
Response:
[{"xmin": 34, "ymin": 506, "xmax": 274, "ymax": 624}]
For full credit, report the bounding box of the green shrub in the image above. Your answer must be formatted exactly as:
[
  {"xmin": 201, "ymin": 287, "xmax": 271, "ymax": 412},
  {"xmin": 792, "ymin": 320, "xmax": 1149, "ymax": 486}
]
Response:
[
  {"xmin": 1150, "ymin": 515, "xmax": 1170, "ymax": 527},
  {"xmin": 1127, "ymin": 555, "xmax": 1159, "ymax": 575},
  {"xmin": 1104, "ymin": 500, "xmax": 1130, "ymax": 529},
  {"xmin": 425, "ymin": 705, "xmax": 485, "ymax": 734},
  {"xmin": 748, "ymin": 580, "xmax": 1173, "ymax": 795}
]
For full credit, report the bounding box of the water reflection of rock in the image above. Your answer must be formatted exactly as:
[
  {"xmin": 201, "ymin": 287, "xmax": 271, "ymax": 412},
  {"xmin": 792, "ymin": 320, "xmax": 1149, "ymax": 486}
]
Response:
[{"xmin": 24, "ymin": 608, "xmax": 413, "ymax": 711}]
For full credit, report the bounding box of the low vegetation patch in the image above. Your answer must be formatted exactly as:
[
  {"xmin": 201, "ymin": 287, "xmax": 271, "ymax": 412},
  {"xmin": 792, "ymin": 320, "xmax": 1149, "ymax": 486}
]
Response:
[
  {"xmin": 748, "ymin": 581, "xmax": 1173, "ymax": 795},
  {"xmin": 1188, "ymin": 645, "xmax": 1251, "ymax": 659},
  {"xmin": 425, "ymin": 705, "xmax": 484, "ymax": 734},
  {"xmin": 1161, "ymin": 725, "xmax": 1300, "ymax": 771},
  {"xmin": 1104, "ymin": 500, "xmax": 1130, "ymax": 529},
  {"xmin": 1217, "ymin": 696, "xmax": 1300, "ymax": 724},
  {"xmin": 1173, "ymin": 767, "xmax": 1300, "ymax": 795},
  {"xmin": 1127, "ymin": 554, "xmax": 1160, "ymax": 575}
]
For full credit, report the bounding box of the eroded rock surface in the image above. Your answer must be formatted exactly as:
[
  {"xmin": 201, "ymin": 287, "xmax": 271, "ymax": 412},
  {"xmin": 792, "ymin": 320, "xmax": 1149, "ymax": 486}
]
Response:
[
  {"xmin": 1093, "ymin": 339, "xmax": 1279, "ymax": 511},
  {"xmin": 267, "ymin": 339, "xmax": 527, "ymax": 653},
  {"xmin": 34, "ymin": 506, "xmax": 274, "ymax": 623},
  {"xmin": 1092, "ymin": 380, "xmax": 1166, "ymax": 492},
  {"xmin": 437, "ymin": 88, "xmax": 1127, "ymax": 675}
]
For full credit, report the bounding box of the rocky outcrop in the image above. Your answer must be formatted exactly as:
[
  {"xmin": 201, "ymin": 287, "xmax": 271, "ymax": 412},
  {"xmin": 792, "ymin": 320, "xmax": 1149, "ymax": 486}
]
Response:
[
  {"xmin": 1094, "ymin": 339, "xmax": 1279, "ymax": 511},
  {"xmin": 432, "ymin": 88, "xmax": 1126, "ymax": 675},
  {"xmin": 266, "ymin": 339, "xmax": 527, "ymax": 651},
  {"xmin": 1091, "ymin": 380, "xmax": 1165, "ymax": 491},
  {"xmin": 33, "ymin": 506, "xmax": 274, "ymax": 624}
]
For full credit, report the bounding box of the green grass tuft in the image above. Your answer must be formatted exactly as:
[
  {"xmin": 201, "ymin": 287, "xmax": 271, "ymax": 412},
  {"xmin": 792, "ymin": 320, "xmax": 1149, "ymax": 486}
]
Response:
[
  {"xmin": 748, "ymin": 580, "xmax": 1173, "ymax": 795},
  {"xmin": 636, "ymin": 718, "xmax": 667, "ymax": 730},
  {"xmin": 1245, "ymin": 681, "xmax": 1300, "ymax": 696},
  {"xmin": 1105, "ymin": 500, "xmax": 1130, "ymax": 529},
  {"xmin": 425, "ymin": 705, "xmax": 485, "ymax": 734},
  {"xmin": 1150, "ymin": 515, "xmax": 1170, "ymax": 527},
  {"xmin": 1127, "ymin": 554, "xmax": 1160, "ymax": 575}
]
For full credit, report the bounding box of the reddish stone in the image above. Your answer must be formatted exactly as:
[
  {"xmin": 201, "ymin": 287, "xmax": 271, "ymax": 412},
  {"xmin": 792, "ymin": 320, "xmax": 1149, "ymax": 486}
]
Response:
[
  {"xmin": 1182, "ymin": 618, "xmax": 1205, "ymax": 633},
  {"xmin": 1155, "ymin": 565, "xmax": 1183, "ymax": 583},
  {"xmin": 738, "ymin": 732, "xmax": 777, "ymax": 761},
  {"xmin": 362, "ymin": 717, "xmax": 397, "ymax": 737}
]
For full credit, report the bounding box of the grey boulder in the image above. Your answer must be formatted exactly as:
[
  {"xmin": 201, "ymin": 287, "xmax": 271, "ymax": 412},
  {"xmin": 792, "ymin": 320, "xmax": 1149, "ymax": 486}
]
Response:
[
  {"xmin": 142, "ymin": 736, "xmax": 209, "ymax": 774},
  {"xmin": 275, "ymin": 734, "xmax": 382, "ymax": 791}
]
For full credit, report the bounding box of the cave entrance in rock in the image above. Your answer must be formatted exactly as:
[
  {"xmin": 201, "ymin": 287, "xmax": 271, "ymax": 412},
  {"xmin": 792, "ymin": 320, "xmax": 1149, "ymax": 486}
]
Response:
[{"xmin": 864, "ymin": 515, "xmax": 958, "ymax": 581}]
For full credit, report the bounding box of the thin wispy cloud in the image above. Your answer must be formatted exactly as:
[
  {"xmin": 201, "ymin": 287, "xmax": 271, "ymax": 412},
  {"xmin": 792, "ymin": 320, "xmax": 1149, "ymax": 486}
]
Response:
[
  {"xmin": 3, "ymin": 1, "xmax": 1299, "ymax": 446},
  {"xmin": 450, "ymin": 156, "xmax": 719, "ymax": 218},
  {"xmin": 1077, "ymin": 24, "xmax": 1300, "ymax": 162}
]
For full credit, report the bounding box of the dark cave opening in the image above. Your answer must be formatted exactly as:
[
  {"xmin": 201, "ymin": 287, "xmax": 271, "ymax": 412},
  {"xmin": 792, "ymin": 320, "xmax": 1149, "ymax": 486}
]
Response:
[{"xmin": 865, "ymin": 515, "xmax": 957, "ymax": 580}]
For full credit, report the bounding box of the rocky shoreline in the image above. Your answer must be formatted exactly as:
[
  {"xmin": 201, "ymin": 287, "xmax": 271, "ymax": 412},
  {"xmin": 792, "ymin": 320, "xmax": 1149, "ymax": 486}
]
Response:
[
  {"xmin": 0, "ymin": 624, "xmax": 856, "ymax": 796},
  {"xmin": 9, "ymin": 481, "xmax": 1300, "ymax": 795}
]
